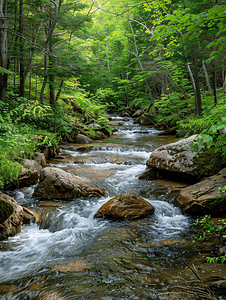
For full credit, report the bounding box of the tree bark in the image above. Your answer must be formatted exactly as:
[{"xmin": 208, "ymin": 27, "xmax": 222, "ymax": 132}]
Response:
[
  {"xmin": 212, "ymin": 63, "xmax": 217, "ymax": 105},
  {"xmin": 40, "ymin": 0, "xmax": 59, "ymax": 104},
  {"xmin": 55, "ymin": 79, "xmax": 63, "ymax": 102},
  {"xmin": 192, "ymin": 55, "xmax": 202, "ymax": 116},
  {"xmin": 19, "ymin": 0, "xmax": 25, "ymax": 97},
  {"xmin": 202, "ymin": 59, "xmax": 212, "ymax": 92},
  {"xmin": 0, "ymin": 0, "xmax": 8, "ymax": 102},
  {"xmin": 127, "ymin": 16, "xmax": 154, "ymax": 108},
  {"xmin": 49, "ymin": 43, "xmax": 55, "ymax": 105}
]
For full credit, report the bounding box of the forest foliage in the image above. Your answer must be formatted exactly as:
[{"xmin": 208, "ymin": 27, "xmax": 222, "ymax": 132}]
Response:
[{"xmin": 0, "ymin": 0, "xmax": 226, "ymax": 187}]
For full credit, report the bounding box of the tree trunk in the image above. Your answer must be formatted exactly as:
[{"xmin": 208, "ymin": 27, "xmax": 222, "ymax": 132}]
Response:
[
  {"xmin": 212, "ymin": 63, "xmax": 218, "ymax": 105},
  {"xmin": 192, "ymin": 55, "xmax": 202, "ymax": 115},
  {"xmin": 40, "ymin": 0, "xmax": 59, "ymax": 104},
  {"xmin": 55, "ymin": 80, "xmax": 63, "ymax": 102},
  {"xmin": 223, "ymin": 73, "xmax": 226, "ymax": 93},
  {"xmin": 127, "ymin": 16, "xmax": 154, "ymax": 107},
  {"xmin": 202, "ymin": 59, "xmax": 212, "ymax": 92},
  {"xmin": 0, "ymin": 0, "xmax": 8, "ymax": 102},
  {"xmin": 19, "ymin": 0, "xmax": 25, "ymax": 97}
]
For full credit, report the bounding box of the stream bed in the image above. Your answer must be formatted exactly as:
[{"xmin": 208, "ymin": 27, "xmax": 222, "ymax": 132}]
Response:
[{"xmin": 0, "ymin": 118, "xmax": 225, "ymax": 299}]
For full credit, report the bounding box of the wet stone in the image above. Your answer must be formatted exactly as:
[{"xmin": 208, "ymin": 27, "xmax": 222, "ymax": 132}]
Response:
[{"xmin": 51, "ymin": 259, "xmax": 90, "ymax": 273}]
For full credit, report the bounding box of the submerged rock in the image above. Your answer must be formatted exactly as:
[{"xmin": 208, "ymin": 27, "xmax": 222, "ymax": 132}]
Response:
[
  {"xmin": 33, "ymin": 167, "xmax": 105, "ymax": 200},
  {"xmin": 176, "ymin": 168, "xmax": 226, "ymax": 215},
  {"xmin": 94, "ymin": 193, "xmax": 155, "ymax": 220},
  {"xmin": 0, "ymin": 193, "xmax": 23, "ymax": 241}
]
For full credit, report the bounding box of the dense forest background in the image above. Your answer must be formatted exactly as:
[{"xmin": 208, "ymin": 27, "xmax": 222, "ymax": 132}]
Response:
[{"xmin": 0, "ymin": 0, "xmax": 226, "ymax": 187}]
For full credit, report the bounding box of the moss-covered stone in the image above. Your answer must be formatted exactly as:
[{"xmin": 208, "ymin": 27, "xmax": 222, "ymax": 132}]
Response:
[{"xmin": 0, "ymin": 199, "xmax": 14, "ymax": 224}]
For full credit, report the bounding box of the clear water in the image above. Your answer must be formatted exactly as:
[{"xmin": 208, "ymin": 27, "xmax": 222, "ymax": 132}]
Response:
[{"xmin": 0, "ymin": 119, "xmax": 195, "ymax": 299}]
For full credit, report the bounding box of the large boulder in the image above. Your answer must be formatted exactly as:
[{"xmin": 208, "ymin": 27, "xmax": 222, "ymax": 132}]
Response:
[
  {"xmin": 94, "ymin": 193, "xmax": 155, "ymax": 220},
  {"xmin": 17, "ymin": 159, "xmax": 42, "ymax": 188},
  {"xmin": 145, "ymin": 135, "xmax": 222, "ymax": 182},
  {"xmin": 75, "ymin": 134, "xmax": 93, "ymax": 144},
  {"xmin": 176, "ymin": 168, "xmax": 226, "ymax": 215},
  {"xmin": 0, "ymin": 193, "xmax": 23, "ymax": 241},
  {"xmin": 33, "ymin": 167, "xmax": 105, "ymax": 200}
]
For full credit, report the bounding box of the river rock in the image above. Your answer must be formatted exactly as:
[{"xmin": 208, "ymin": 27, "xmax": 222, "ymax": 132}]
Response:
[
  {"xmin": 131, "ymin": 110, "xmax": 144, "ymax": 118},
  {"xmin": 176, "ymin": 168, "xmax": 226, "ymax": 215},
  {"xmin": 146, "ymin": 135, "xmax": 222, "ymax": 182},
  {"xmin": 208, "ymin": 280, "xmax": 226, "ymax": 291},
  {"xmin": 139, "ymin": 113, "xmax": 155, "ymax": 125},
  {"xmin": 33, "ymin": 167, "xmax": 105, "ymax": 200},
  {"xmin": 17, "ymin": 159, "xmax": 41, "ymax": 188},
  {"xmin": 75, "ymin": 134, "xmax": 93, "ymax": 144},
  {"xmin": 109, "ymin": 121, "xmax": 123, "ymax": 126},
  {"xmin": 0, "ymin": 193, "xmax": 23, "ymax": 241},
  {"xmin": 94, "ymin": 193, "xmax": 155, "ymax": 220},
  {"xmin": 33, "ymin": 152, "xmax": 46, "ymax": 167},
  {"xmin": 87, "ymin": 124, "xmax": 101, "ymax": 129},
  {"xmin": 22, "ymin": 206, "xmax": 36, "ymax": 224},
  {"xmin": 66, "ymin": 127, "xmax": 78, "ymax": 143},
  {"xmin": 158, "ymin": 127, "xmax": 177, "ymax": 135}
]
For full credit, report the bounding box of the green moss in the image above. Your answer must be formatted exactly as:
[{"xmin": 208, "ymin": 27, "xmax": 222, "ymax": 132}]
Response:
[{"xmin": 0, "ymin": 199, "xmax": 14, "ymax": 224}]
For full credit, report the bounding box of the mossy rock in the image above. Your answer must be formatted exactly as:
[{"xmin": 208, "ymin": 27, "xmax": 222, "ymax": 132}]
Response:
[{"xmin": 0, "ymin": 199, "xmax": 14, "ymax": 224}]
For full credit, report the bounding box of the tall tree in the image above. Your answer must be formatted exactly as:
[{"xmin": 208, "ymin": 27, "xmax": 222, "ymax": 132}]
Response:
[{"xmin": 0, "ymin": 0, "xmax": 8, "ymax": 102}]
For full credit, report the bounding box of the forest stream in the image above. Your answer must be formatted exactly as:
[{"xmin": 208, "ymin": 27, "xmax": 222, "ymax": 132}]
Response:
[{"xmin": 0, "ymin": 117, "xmax": 224, "ymax": 300}]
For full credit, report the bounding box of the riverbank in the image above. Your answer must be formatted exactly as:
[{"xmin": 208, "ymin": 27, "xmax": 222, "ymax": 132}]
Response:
[{"xmin": 1, "ymin": 117, "xmax": 226, "ymax": 299}]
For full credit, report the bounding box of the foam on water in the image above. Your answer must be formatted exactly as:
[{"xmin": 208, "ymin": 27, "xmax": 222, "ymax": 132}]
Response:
[
  {"xmin": 0, "ymin": 201, "xmax": 109, "ymax": 283},
  {"xmin": 0, "ymin": 118, "xmax": 190, "ymax": 291}
]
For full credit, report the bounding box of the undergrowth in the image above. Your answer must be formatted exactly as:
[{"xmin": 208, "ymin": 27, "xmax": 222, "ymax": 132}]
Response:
[{"xmin": 0, "ymin": 89, "xmax": 108, "ymax": 189}]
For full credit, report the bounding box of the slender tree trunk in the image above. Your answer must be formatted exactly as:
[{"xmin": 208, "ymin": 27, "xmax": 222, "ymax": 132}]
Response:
[
  {"xmin": 19, "ymin": 0, "xmax": 25, "ymax": 97},
  {"xmin": 0, "ymin": 0, "xmax": 8, "ymax": 102},
  {"xmin": 13, "ymin": 0, "xmax": 17, "ymax": 91},
  {"xmin": 40, "ymin": 39, "xmax": 49, "ymax": 104},
  {"xmin": 35, "ymin": 75, "xmax": 37, "ymax": 100},
  {"xmin": 223, "ymin": 73, "xmax": 226, "ymax": 93},
  {"xmin": 55, "ymin": 79, "xmax": 63, "ymax": 102},
  {"xmin": 192, "ymin": 55, "xmax": 202, "ymax": 116},
  {"xmin": 40, "ymin": 0, "xmax": 59, "ymax": 104},
  {"xmin": 202, "ymin": 59, "xmax": 212, "ymax": 92},
  {"xmin": 127, "ymin": 16, "xmax": 154, "ymax": 107},
  {"xmin": 49, "ymin": 44, "xmax": 55, "ymax": 105},
  {"xmin": 212, "ymin": 63, "xmax": 218, "ymax": 105}
]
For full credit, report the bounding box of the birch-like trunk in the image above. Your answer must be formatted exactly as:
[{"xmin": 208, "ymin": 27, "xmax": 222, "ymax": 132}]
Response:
[
  {"xmin": 40, "ymin": 0, "xmax": 59, "ymax": 104},
  {"xmin": 127, "ymin": 16, "xmax": 154, "ymax": 107},
  {"xmin": 0, "ymin": 0, "xmax": 8, "ymax": 102}
]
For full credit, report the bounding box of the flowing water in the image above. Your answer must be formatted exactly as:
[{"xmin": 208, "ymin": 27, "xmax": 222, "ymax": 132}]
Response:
[{"xmin": 0, "ymin": 118, "xmax": 200, "ymax": 299}]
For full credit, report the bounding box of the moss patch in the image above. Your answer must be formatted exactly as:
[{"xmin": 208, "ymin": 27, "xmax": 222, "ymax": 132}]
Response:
[{"xmin": 0, "ymin": 199, "xmax": 14, "ymax": 224}]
